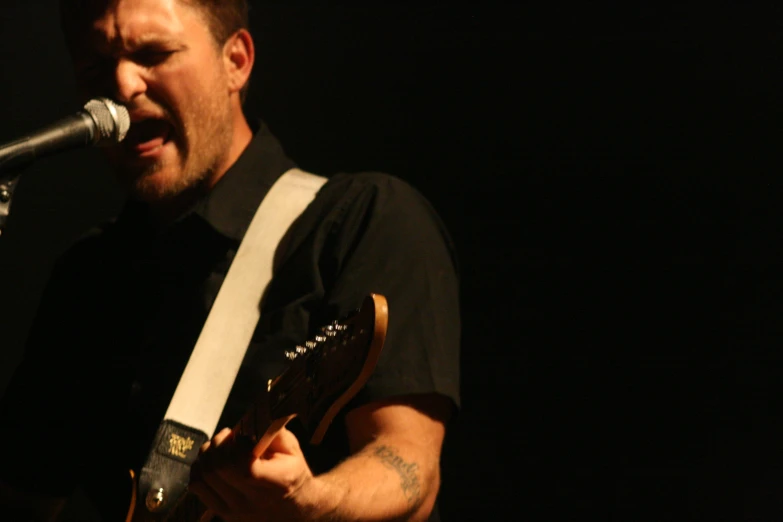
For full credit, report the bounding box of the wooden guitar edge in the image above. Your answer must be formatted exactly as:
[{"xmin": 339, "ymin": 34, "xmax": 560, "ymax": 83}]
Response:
[
  {"xmin": 309, "ymin": 293, "xmax": 389, "ymax": 445},
  {"xmin": 126, "ymin": 469, "xmax": 137, "ymax": 522}
]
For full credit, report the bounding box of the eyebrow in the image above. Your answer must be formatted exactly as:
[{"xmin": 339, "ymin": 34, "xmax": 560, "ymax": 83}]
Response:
[
  {"xmin": 124, "ymin": 34, "xmax": 182, "ymax": 50},
  {"xmin": 83, "ymin": 28, "xmax": 182, "ymax": 55}
]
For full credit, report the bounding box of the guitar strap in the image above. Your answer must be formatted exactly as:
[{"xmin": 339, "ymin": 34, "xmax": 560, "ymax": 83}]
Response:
[{"xmin": 137, "ymin": 167, "xmax": 328, "ymax": 514}]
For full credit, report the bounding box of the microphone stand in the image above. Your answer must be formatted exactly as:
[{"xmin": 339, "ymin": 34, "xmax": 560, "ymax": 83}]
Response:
[
  {"xmin": 0, "ymin": 97, "xmax": 130, "ymax": 236},
  {"xmin": 0, "ymin": 129, "xmax": 60, "ymax": 236},
  {"xmin": 0, "ymin": 170, "xmax": 20, "ymax": 237}
]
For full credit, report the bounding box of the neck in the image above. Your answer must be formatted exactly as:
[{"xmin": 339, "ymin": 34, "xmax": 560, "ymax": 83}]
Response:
[{"xmin": 144, "ymin": 110, "xmax": 254, "ymax": 227}]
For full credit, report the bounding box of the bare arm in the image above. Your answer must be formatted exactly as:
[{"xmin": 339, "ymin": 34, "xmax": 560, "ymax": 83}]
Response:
[
  {"xmin": 312, "ymin": 393, "xmax": 452, "ymax": 521},
  {"xmin": 191, "ymin": 393, "xmax": 453, "ymax": 521}
]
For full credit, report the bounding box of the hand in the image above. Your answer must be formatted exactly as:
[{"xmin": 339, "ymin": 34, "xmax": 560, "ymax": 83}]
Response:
[{"xmin": 188, "ymin": 426, "xmax": 318, "ymax": 522}]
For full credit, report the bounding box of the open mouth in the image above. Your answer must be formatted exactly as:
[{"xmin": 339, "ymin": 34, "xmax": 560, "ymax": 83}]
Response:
[{"xmin": 124, "ymin": 119, "xmax": 173, "ymax": 157}]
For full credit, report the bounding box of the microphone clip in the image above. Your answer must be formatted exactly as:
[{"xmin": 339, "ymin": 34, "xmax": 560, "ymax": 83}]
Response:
[{"xmin": 0, "ymin": 177, "xmax": 17, "ymax": 237}]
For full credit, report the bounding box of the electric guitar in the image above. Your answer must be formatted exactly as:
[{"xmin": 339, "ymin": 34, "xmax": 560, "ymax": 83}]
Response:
[{"xmin": 124, "ymin": 293, "xmax": 388, "ymax": 521}]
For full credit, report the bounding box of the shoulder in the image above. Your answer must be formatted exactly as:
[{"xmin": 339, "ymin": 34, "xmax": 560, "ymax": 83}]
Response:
[
  {"xmin": 311, "ymin": 171, "xmax": 445, "ymax": 227},
  {"xmin": 276, "ymin": 169, "xmax": 459, "ymax": 277},
  {"xmin": 320, "ymin": 171, "xmax": 426, "ymax": 202},
  {"xmin": 301, "ymin": 170, "xmax": 459, "ymax": 271}
]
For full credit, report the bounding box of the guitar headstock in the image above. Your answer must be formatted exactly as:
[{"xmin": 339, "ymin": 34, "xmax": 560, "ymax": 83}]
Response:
[{"xmin": 264, "ymin": 293, "xmax": 388, "ymax": 444}]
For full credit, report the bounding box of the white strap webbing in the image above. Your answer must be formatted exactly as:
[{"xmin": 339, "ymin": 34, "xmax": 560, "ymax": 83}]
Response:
[{"xmin": 162, "ymin": 168, "xmax": 328, "ymax": 437}]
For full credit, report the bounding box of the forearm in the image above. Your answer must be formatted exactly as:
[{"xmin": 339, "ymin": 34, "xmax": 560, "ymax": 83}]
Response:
[{"xmin": 303, "ymin": 439, "xmax": 440, "ymax": 522}]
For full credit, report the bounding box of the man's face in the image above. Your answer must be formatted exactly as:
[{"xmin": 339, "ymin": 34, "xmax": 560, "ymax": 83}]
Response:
[{"xmin": 69, "ymin": 0, "xmax": 235, "ymax": 202}]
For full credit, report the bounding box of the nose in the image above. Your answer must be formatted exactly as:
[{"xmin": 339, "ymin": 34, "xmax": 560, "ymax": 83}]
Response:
[{"xmin": 113, "ymin": 58, "xmax": 147, "ymax": 104}]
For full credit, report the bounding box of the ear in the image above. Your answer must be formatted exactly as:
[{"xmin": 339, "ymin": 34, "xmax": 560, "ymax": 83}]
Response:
[{"xmin": 223, "ymin": 28, "xmax": 254, "ymax": 94}]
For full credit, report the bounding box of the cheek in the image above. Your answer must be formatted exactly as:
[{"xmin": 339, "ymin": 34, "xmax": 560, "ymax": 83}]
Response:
[{"xmin": 154, "ymin": 64, "xmax": 221, "ymax": 115}]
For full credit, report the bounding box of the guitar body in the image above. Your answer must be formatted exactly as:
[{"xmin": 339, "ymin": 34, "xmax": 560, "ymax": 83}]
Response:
[{"xmin": 124, "ymin": 294, "xmax": 388, "ymax": 522}]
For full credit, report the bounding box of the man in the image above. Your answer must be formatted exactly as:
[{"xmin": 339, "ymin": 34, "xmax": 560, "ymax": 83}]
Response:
[{"xmin": 0, "ymin": 1, "xmax": 460, "ymax": 521}]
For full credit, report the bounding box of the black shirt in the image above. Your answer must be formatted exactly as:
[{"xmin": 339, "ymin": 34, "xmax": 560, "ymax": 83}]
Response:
[{"xmin": 0, "ymin": 121, "xmax": 460, "ymax": 520}]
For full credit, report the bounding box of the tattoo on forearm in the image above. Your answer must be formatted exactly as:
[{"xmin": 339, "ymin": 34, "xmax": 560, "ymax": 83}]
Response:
[{"xmin": 372, "ymin": 445, "xmax": 422, "ymax": 504}]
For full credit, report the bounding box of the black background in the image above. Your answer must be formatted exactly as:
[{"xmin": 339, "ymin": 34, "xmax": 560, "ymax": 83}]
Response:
[{"xmin": 2, "ymin": 2, "xmax": 783, "ymax": 520}]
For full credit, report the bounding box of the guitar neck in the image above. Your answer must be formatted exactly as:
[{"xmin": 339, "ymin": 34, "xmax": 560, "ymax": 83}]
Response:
[
  {"xmin": 129, "ymin": 293, "xmax": 388, "ymax": 522},
  {"xmin": 154, "ymin": 384, "xmax": 294, "ymax": 521}
]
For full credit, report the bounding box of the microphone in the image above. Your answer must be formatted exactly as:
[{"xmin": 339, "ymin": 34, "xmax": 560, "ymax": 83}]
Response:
[{"xmin": 0, "ymin": 97, "xmax": 131, "ymax": 177}]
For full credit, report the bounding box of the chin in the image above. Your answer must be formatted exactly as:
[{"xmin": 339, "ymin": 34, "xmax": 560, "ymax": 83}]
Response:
[
  {"xmin": 122, "ymin": 167, "xmax": 178, "ymax": 202},
  {"xmin": 126, "ymin": 164, "xmax": 209, "ymax": 204}
]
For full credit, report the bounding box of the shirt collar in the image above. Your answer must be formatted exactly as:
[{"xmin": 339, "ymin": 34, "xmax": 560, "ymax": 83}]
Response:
[{"xmin": 116, "ymin": 119, "xmax": 296, "ymax": 243}]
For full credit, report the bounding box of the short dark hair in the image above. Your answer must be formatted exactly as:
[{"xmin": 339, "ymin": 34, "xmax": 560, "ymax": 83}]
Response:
[
  {"xmin": 181, "ymin": 0, "xmax": 251, "ymax": 102},
  {"xmin": 58, "ymin": 0, "xmax": 252, "ymax": 100},
  {"xmin": 59, "ymin": 0, "xmax": 249, "ymax": 46},
  {"xmin": 181, "ymin": 0, "xmax": 250, "ymax": 48}
]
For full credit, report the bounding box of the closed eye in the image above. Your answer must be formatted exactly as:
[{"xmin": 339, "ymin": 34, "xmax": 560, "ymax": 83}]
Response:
[{"xmin": 133, "ymin": 49, "xmax": 176, "ymax": 67}]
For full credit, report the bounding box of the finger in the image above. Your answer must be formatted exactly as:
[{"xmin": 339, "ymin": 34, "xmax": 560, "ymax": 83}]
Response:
[
  {"xmin": 263, "ymin": 427, "xmax": 303, "ymax": 458},
  {"xmin": 199, "ymin": 427, "xmax": 231, "ymax": 456},
  {"xmin": 247, "ymin": 452, "xmax": 302, "ymax": 487},
  {"xmin": 190, "ymin": 457, "xmax": 244, "ymax": 518},
  {"xmin": 211, "ymin": 427, "xmax": 234, "ymax": 448},
  {"xmin": 199, "ymin": 508, "xmax": 218, "ymax": 522},
  {"xmin": 188, "ymin": 476, "xmax": 230, "ymax": 519},
  {"xmin": 199, "ymin": 465, "xmax": 250, "ymax": 513},
  {"xmin": 199, "ymin": 427, "xmax": 237, "ymax": 470},
  {"xmin": 193, "ymin": 440, "xmax": 252, "ymax": 515},
  {"xmin": 210, "ymin": 432, "xmax": 256, "ymax": 480},
  {"xmin": 246, "ymin": 430, "xmax": 312, "ymax": 490}
]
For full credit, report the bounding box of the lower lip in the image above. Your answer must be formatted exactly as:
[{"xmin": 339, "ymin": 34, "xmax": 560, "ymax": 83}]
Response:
[{"xmin": 131, "ymin": 137, "xmax": 172, "ymax": 159}]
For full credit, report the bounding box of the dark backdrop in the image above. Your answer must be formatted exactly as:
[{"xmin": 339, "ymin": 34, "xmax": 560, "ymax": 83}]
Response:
[{"xmin": 1, "ymin": 3, "xmax": 783, "ymax": 521}]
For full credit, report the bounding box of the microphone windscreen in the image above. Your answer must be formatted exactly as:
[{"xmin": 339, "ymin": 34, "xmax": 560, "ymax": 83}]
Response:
[{"xmin": 83, "ymin": 98, "xmax": 130, "ymax": 144}]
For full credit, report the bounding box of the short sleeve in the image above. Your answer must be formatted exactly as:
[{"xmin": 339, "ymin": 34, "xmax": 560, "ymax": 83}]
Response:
[{"xmin": 320, "ymin": 173, "xmax": 461, "ymax": 411}]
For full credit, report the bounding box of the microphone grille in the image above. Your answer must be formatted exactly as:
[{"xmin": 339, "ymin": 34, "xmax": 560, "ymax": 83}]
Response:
[{"xmin": 83, "ymin": 98, "xmax": 131, "ymax": 144}]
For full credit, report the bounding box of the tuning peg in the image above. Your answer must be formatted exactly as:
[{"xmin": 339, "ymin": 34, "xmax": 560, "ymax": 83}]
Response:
[{"xmin": 284, "ymin": 345, "xmax": 309, "ymax": 361}]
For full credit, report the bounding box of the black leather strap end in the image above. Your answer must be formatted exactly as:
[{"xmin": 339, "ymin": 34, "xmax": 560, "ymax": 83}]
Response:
[{"xmin": 137, "ymin": 420, "xmax": 209, "ymax": 514}]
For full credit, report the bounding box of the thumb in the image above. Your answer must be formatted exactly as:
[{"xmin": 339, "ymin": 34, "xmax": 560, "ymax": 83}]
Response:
[
  {"xmin": 263, "ymin": 426, "xmax": 303, "ymax": 458},
  {"xmin": 199, "ymin": 508, "xmax": 218, "ymax": 522}
]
